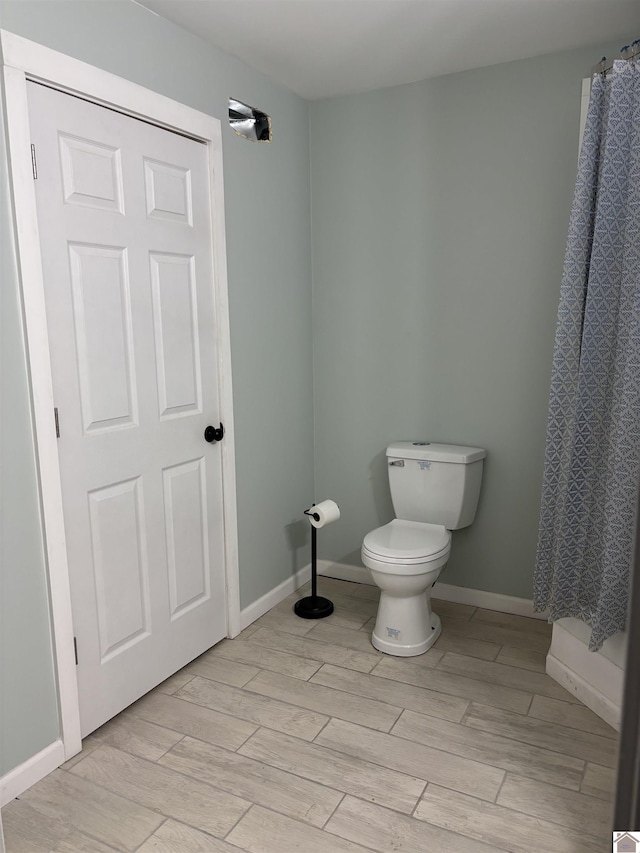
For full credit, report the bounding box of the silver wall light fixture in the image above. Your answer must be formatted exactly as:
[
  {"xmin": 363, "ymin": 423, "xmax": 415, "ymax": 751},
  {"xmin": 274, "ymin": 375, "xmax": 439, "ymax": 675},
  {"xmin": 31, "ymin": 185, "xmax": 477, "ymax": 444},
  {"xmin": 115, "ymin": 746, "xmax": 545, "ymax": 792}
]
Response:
[{"xmin": 228, "ymin": 97, "xmax": 272, "ymax": 142}]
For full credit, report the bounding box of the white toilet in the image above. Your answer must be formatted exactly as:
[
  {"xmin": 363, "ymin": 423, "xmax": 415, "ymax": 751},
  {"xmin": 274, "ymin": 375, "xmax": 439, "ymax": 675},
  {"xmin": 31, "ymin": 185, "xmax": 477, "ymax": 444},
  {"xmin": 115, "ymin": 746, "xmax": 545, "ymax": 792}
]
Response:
[{"xmin": 361, "ymin": 441, "xmax": 486, "ymax": 656}]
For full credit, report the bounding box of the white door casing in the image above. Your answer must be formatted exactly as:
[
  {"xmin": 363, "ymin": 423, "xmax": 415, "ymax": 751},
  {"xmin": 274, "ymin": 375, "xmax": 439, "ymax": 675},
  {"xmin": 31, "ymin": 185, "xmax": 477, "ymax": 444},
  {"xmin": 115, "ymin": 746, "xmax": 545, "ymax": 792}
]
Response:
[
  {"xmin": 27, "ymin": 81, "xmax": 229, "ymax": 736},
  {"xmin": 1, "ymin": 30, "xmax": 240, "ymax": 777}
]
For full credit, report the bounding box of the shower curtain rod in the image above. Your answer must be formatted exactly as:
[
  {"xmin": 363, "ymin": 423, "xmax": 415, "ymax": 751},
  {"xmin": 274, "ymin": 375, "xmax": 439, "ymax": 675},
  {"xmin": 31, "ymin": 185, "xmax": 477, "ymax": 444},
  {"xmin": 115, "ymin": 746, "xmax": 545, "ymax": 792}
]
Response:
[{"xmin": 592, "ymin": 39, "xmax": 639, "ymax": 75}]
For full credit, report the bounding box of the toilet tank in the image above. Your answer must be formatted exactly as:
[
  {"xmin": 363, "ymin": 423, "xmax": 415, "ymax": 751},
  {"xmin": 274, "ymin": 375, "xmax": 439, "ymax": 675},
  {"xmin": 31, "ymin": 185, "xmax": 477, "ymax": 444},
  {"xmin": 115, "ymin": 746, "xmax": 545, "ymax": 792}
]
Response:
[{"xmin": 386, "ymin": 442, "xmax": 486, "ymax": 529}]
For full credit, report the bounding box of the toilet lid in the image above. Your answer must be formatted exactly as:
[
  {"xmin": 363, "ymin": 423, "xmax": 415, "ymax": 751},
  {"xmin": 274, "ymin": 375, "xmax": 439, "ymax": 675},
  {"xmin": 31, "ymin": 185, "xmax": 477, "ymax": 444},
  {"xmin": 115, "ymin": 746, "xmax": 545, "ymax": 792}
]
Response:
[{"xmin": 362, "ymin": 519, "xmax": 451, "ymax": 564}]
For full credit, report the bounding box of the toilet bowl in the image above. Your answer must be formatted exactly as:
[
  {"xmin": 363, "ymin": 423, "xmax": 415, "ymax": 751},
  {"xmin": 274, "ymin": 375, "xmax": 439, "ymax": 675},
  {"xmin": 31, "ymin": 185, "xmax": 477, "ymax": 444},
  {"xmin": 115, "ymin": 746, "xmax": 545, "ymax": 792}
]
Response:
[
  {"xmin": 362, "ymin": 519, "xmax": 451, "ymax": 655},
  {"xmin": 361, "ymin": 441, "xmax": 486, "ymax": 657}
]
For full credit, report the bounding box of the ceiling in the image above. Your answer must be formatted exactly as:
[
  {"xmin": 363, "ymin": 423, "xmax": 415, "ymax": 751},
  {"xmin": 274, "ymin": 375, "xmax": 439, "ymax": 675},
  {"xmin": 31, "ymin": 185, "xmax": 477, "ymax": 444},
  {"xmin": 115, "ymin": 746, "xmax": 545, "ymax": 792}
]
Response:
[{"xmin": 136, "ymin": 0, "xmax": 639, "ymax": 99}]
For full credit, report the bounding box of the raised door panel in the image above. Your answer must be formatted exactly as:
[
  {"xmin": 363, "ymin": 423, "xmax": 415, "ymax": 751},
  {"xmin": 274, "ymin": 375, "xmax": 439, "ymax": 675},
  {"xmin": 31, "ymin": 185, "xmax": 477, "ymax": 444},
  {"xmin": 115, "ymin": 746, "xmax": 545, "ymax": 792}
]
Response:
[
  {"xmin": 150, "ymin": 252, "xmax": 202, "ymax": 419},
  {"xmin": 163, "ymin": 459, "xmax": 211, "ymax": 619},
  {"xmin": 68, "ymin": 243, "xmax": 138, "ymax": 433},
  {"xmin": 144, "ymin": 157, "xmax": 192, "ymax": 224},
  {"xmin": 59, "ymin": 133, "xmax": 124, "ymax": 213},
  {"xmin": 88, "ymin": 477, "xmax": 151, "ymax": 661}
]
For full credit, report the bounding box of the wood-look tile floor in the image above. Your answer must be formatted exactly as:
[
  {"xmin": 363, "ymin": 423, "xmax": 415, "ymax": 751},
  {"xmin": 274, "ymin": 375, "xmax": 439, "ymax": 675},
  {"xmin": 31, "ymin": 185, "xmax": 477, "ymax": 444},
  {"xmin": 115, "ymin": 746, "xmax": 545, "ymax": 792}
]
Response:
[{"xmin": 3, "ymin": 578, "xmax": 618, "ymax": 852}]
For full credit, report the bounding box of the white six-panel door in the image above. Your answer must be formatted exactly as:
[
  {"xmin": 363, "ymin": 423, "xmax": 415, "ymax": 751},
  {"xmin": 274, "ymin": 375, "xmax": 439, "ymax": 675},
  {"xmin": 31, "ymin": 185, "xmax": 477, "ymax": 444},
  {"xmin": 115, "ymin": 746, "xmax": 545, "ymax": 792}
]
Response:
[{"xmin": 27, "ymin": 81, "xmax": 228, "ymax": 736}]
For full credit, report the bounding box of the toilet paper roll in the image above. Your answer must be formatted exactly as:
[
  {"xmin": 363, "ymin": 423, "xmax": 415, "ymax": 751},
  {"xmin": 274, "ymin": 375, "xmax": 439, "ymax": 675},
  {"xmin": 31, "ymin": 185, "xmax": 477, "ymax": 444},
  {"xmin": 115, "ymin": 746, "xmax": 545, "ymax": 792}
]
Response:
[{"xmin": 307, "ymin": 499, "xmax": 340, "ymax": 529}]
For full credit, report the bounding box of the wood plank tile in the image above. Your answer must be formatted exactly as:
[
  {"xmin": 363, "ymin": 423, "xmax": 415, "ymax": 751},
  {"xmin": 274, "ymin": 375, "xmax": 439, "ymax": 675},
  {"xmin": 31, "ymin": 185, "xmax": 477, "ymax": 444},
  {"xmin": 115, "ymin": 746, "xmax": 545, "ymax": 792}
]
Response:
[
  {"xmin": 51, "ymin": 831, "xmax": 121, "ymax": 853},
  {"xmin": 159, "ymin": 735, "xmax": 342, "ymax": 828},
  {"xmin": 153, "ymin": 670, "xmax": 195, "ymax": 695},
  {"xmin": 89, "ymin": 711, "xmax": 183, "ymax": 761},
  {"xmin": 322, "ymin": 609, "xmax": 375, "ymax": 629},
  {"xmin": 581, "ymin": 762, "xmax": 617, "ymax": 801},
  {"xmin": 315, "ymin": 591, "xmax": 378, "ymax": 621},
  {"xmin": 430, "ymin": 599, "xmax": 477, "ymax": 620},
  {"xmin": 59, "ymin": 740, "xmax": 101, "ymax": 771},
  {"xmin": 392, "ymin": 709, "xmax": 585, "ymax": 791},
  {"xmin": 438, "ymin": 651, "xmax": 575, "ymax": 702},
  {"xmin": 471, "ymin": 608, "xmax": 552, "ymax": 635},
  {"xmin": 311, "ymin": 663, "xmax": 468, "ymax": 723},
  {"xmin": 236, "ymin": 622, "xmax": 261, "ymax": 640},
  {"xmin": 7, "ymin": 599, "xmax": 612, "ymax": 853},
  {"xmin": 465, "ymin": 702, "xmax": 618, "ymax": 768},
  {"xmin": 1, "ymin": 797, "xmax": 71, "ymax": 853},
  {"xmin": 497, "ymin": 773, "xmax": 612, "ymax": 841},
  {"xmin": 433, "ymin": 631, "xmax": 501, "ymax": 661},
  {"xmin": 372, "ymin": 645, "xmax": 445, "ymax": 668},
  {"xmin": 211, "ymin": 637, "xmax": 322, "ymax": 680},
  {"xmin": 250, "ymin": 608, "xmax": 319, "ymax": 636},
  {"xmin": 70, "ymin": 744, "xmax": 250, "ymax": 838},
  {"xmin": 315, "ymin": 718, "xmax": 505, "ymax": 801},
  {"xmin": 244, "ymin": 668, "xmax": 401, "ymax": 732},
  {"xmin": 176, "ymin": 674, "xmax": 329, "ymax": 741},
  {"xmin": 348, "ymin": 582, "xmax": 380, "ymax": 601},
  {"xmin": 371, "ymin": 656, "xmax": 533, "ymax": 714},
  {"xmin": 415, "ymin": 784, "xmax": 604, "ymax": 853},
  {"xmin": 136, "ymin": 819, "xmax": 241, "ymax": 853},
  {"xmin": 495, "ymin": 645, "xmax": 547, "ymax": 672},
  {"xmin": 20, "ymin": 769, "xmax": 163, "ymax": 852},
  {"xmin": 128, "ymin": 690, "xmax": 257, "ymax": 750},
  {"xmin": 310, "ymin": 575, "xmax": 364, "ymax": 598},
  {"xmin": 248, "ymin": 626, "xmax": 381, "ymax": 673},
  {"xmin": 239, "ymin": 726, "xmax": 425, "ymax": 814},
  {"xmin": 326, "ymin": 794, "xmax": 500, "ymax": 853},
  {"xmin": 185, "ymin": 651, "xmax": 260, "ymax": 687},
  {"xmin": 440, "ymin": 613, "xmax": 552, "ymax": 653},
  {"xmin": 227, "ymin": 805, "xmax": 373, "ymax": 853},
  {"xmin": 528, "ymin": 694, "xmax": 618, "ymax": 739},
  {"xmin": 307, "ymin": 622, "xmax": 382, "ymax": 654},
  {"xmin": 278, "ymin": 591, "xmax": 374, "ymax": 629},
  {"xmin": 304, "ymin": 577, "xmax": 363, "ymax": 597}
]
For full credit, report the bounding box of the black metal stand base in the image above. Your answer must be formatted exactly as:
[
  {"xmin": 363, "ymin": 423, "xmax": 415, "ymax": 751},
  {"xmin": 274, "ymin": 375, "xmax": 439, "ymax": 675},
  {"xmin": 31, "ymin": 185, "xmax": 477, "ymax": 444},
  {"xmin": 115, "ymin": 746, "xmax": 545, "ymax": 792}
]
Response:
[{"xmin": 294, "ymin": 596, "xmax": 334, "ymax": 620}]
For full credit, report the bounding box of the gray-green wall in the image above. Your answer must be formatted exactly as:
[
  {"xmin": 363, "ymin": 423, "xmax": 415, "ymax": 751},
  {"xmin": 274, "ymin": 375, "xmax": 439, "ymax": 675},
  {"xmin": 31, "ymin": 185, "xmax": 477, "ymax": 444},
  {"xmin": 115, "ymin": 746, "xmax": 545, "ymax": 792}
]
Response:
[
  {"xmin": 310, "ymin": 42, "xmax": 623, "ymax": 599},
  {"xmin": 0, "ymin": 0, "xmax": 314, "ymax": 775}
]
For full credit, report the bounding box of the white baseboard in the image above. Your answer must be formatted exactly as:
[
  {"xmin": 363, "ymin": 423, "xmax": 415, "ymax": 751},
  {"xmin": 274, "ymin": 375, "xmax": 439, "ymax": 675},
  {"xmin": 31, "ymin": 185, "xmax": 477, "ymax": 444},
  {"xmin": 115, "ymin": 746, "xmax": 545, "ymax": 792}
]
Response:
[
  {"xmin": 318, "ymin": 560, "xmax": 547, "ymax": 621},
  {"xmin": 431, "ymin": 582, "xmax": 548, "ymax": 621},
  {"xmin": 546, "ymin": 620, "xmax": 624, "ymax": 731},
  {"xmin": 546, "ymin": 653, "xmax": 621, "ymax": 731},
  {"xmin": 318, "ymin": 560, "xmax": 372, "ymax": 586},
  {"xmin": 238, "ymin": 563, "xmax": 311, "ymax": 632},
  {"xmin": 0, "ymin": 739, "xmax": 65, "ymax": 807}
]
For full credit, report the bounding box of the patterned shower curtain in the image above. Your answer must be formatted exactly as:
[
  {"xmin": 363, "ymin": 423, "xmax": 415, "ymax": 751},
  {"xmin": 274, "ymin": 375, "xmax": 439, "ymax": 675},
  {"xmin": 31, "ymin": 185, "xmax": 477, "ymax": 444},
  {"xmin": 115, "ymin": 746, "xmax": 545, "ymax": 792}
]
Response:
[{"xmin": 534, "ymin": 58, "xmax": 640, "ymax": 651}]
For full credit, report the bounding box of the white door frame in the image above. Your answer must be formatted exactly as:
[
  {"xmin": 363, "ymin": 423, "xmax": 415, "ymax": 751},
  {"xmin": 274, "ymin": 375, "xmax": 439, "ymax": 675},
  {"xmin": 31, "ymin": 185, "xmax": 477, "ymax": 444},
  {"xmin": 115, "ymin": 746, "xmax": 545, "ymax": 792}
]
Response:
[{"xmin": 0, "ymin": 30, "xmax": 240, "ymax": 777}]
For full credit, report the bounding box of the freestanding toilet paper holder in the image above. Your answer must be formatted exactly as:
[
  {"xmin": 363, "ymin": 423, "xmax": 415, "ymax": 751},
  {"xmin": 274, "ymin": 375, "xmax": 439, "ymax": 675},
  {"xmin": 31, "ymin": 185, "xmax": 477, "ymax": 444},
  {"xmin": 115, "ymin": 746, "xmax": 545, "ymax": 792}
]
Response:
[{"xmin": 294, "ymin": 506, "xmax": 335, "ymax": 619}]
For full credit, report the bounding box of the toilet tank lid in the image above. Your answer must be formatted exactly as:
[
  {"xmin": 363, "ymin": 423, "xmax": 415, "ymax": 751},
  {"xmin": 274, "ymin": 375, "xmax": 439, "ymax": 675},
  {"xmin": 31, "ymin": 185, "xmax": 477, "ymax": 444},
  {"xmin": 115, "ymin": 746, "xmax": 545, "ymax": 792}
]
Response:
[{"xmin": 386, "ymin": 442, "xmax": 486, "ymax": 463}]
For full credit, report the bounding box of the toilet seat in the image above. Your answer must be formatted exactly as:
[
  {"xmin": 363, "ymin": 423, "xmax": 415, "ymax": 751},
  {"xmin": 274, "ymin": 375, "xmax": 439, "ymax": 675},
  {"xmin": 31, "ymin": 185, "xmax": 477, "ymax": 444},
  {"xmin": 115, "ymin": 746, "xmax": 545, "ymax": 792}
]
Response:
[{"xmin": 362, "ymin": 519, "xmax": 451, "ymax": 572}]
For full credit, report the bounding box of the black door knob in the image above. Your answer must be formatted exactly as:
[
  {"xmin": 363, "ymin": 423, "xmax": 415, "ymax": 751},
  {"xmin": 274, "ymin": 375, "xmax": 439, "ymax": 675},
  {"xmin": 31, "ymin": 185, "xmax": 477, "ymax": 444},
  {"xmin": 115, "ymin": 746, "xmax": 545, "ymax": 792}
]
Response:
[{"xmin": 204, "ymin": 423, "xmax": 224, "ymax": 443}]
